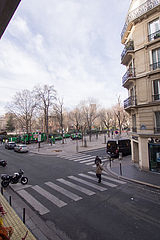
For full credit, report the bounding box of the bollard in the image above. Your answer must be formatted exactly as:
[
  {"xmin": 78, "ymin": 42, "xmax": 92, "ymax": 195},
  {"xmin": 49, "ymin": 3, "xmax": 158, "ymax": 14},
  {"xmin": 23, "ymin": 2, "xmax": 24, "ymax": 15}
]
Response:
[
  {"xmin": 104, "ymin": 136, "xmax": 106, "ymax": 144},
  {"xmin": 119, "ymin": 152, "xmax": 123, "ymax": 176},
  {"xmin": 1, "ymin": 187, "xmax": 3, "ymax": 195},
  {"xmin": 23, "ymin": 208, "xmax": 25, "ymax": 224},
  {"xmin": 84, "ymin": 138, "xmax": 87, "ymax": 147},
  {"xmin": 9, "ymin": 196, "xmax": 12, "ymax": 206}
]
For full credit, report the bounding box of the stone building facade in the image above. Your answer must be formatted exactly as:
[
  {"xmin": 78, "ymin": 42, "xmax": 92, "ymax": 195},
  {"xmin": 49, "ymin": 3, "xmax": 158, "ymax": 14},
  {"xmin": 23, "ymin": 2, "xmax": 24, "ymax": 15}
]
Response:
[{"xmin": 121, "ymin": 0, "xmax": 160, "ymax": 172}]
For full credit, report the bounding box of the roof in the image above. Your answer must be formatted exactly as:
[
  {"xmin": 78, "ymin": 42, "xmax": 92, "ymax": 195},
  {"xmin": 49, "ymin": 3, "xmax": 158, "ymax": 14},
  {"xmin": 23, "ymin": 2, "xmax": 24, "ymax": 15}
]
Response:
[{"xmin": 0, "ymin": 0, "xmax": 21, "ymax": 39}]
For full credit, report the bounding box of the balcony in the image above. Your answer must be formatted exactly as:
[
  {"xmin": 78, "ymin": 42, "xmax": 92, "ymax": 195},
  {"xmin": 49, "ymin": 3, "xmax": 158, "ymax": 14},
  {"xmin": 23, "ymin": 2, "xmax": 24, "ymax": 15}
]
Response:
[
  {"xmin": 150, "ymin": 61, "xmax": 160, "ymax": 71},
  {"xmin": 152, "ymin": 94, "xmax": 160, "ymax": 101},
  {"xmin": 121, "ymin": 0, "xmax": 160, "ymax": 43},
  {"xmin": 154, "ymin": 127, "xmax": 160, "ymax": 133},
  {"xmin": 121, "ymin": 41, "xmax": 134, "ymax": 65},
  {"xmin": 148, "ymin": 30, "xmax": 160, "ymax": 42},
  {"xmin": 124, "ymin": 96, "xmax": 137, "ymax": 109},
  {"xmin": 122, "ymin": 68, "xmax": 136, "ymax": 87}
]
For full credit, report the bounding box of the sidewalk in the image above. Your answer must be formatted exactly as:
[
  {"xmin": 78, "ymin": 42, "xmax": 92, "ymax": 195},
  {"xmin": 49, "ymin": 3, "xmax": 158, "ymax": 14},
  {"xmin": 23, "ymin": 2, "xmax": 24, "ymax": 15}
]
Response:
[{"xmin": 104, "ymin": 155, "xmax": 160, "ymax": 190}]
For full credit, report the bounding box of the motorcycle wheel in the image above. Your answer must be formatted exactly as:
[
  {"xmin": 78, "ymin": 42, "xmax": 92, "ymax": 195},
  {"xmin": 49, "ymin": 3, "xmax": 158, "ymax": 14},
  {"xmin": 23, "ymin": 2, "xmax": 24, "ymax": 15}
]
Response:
[
  {"xmin": 21, "ymin": 177, "xmax": 28, "ymax": 185},
  {"xmin": 2, "ymin": 162, "xmax": 7, "ymax": 167},
  {"xmin": 1, "ymin": 180, "xmax": 9, "ymax": 188}
]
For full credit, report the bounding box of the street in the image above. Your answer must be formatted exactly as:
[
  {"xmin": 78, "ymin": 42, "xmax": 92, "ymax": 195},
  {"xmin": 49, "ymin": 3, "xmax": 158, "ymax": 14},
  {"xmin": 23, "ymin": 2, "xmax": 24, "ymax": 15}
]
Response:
[{"xmin": 0, "ymin": 145, "xmax": 160, "ymax": 240}]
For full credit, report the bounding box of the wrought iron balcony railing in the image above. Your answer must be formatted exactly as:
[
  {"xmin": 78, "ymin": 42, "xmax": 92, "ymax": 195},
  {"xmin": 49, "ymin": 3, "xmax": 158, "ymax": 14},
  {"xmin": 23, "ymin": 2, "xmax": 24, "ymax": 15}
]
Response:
[
  {"xmin": 154, "ymin": 127, "xmax": 160, "ymax": 133},
  {"xmin": 121, "ymin": 0, "xmax": 160, "ymax": 41},
  {"xmin": 122, "ymin": 68, "xmax": 136, "ymax": 86},
  {"xmin": 121, "ymin": 40, "xmax": 134, "ymax": 62},
  {"xmin": 152, "ymin": 93, "xmax": 160, "ymax": 101},
  {"xmin": 124, "ymin": 96, "xmax": 137, "ymax": 109},
  {"xmin": 148, "ymin": 29, "xmax": 160, "ymax": 41},
  {"xmin": 150, "ymin": 61, "xmax": 160, "ymax": 71}
]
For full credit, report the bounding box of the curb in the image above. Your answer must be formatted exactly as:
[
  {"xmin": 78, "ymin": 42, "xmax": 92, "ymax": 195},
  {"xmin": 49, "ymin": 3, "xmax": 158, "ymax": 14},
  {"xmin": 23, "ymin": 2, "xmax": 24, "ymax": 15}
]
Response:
[{"xmin": 104, "ymin": 163, "xmax": 160, "ymax": 190}]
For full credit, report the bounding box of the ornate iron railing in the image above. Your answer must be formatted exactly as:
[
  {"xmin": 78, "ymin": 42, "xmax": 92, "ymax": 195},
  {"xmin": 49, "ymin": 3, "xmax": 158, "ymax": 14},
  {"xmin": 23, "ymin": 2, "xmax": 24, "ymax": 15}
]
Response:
[
  {"xmin": 148, "ymin": 29, "xmax": 160, "ymax": 41},
  {"xmin": 122, "ymin": 68, "xmax": 136, "ymax": 85},
  {"xmin": 121, "ymin": 40, "xmax": 134, "ymax": 62},
  {"xmin": 124, "ymin": 96, "xmax": 137, "ymax": 109},
  {"xmin": 121, "ymin": 0, "xmax": 160, "ymax": 40},
  {"xmin": 150, "ymin": 61, "xmax": 160, "ymax": 70}
]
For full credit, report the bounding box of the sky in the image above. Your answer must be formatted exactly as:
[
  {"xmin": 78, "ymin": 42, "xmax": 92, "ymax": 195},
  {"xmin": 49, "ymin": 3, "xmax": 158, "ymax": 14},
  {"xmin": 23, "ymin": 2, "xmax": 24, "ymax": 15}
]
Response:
[{"xmin": 0, "ymin": 0, "xmax": 131, "ymax": 115}]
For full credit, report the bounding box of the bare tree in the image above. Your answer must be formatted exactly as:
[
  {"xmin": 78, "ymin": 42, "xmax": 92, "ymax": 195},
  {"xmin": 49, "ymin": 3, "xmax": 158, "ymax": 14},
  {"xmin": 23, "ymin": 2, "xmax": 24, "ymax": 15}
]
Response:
[
  {"xmin": 34, "ymin": 85, "xmax": 56, "ymax": 140},
  {"xmin": 7, "ymin": 89, "xmax": 36, "ymax": 133},
  {"xmin": 53, "ymin": 98, "xmax": 65, "ymax": 143},
  {"xmin": 99, "ymin": 108, "xmax": 113, "ymax": 137},
  {"xmin": 113, "ymin": 96, "xmax": 129, "ymax": 135},
  {"xmin": 81, "ymin": 99, "xmax": 99, "ymax": 142}
]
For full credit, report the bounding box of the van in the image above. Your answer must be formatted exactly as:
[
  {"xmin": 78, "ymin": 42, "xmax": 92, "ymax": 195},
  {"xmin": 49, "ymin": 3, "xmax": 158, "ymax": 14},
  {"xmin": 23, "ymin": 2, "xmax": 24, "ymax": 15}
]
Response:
[{"xmin": 106, "ymin": 138, "xmax": 131, "ymax": 158}]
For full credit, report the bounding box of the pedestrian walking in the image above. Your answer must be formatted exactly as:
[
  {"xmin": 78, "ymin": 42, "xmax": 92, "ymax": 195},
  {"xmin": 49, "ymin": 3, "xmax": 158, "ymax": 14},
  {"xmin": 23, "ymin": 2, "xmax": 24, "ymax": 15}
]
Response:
[
  {"xmin": 96, "ymin": 161, "xmax": 103, "ymax": 183},
  {"xmin": 95, "ymin": 156, "xmax": 102, "ymax": 165}
]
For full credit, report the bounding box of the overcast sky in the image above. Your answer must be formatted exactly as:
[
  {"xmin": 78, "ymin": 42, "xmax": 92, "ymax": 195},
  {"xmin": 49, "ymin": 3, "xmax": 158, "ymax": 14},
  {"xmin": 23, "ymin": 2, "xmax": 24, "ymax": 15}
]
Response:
[{"xmin": 0, "ymin": 0, "xmax": 131, "ymax": 115}]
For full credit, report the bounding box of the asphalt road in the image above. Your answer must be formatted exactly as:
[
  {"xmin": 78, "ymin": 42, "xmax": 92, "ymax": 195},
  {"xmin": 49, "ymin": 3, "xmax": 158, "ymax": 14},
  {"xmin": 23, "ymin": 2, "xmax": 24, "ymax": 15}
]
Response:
[{"xmin": 0, "ymin": 145, "xmax": 160, "ymax": 240}]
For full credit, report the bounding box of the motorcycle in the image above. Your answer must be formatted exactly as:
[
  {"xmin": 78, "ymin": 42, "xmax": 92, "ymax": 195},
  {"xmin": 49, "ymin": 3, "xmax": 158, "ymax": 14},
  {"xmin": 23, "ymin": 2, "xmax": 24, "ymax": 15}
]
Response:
[
  {"xmin": 1, "ymin": 169, "xmax": 28, "ymax": 188},
  {"xmin": 0, "ymin": 160, "xmax": 7, "ymax": 167}
]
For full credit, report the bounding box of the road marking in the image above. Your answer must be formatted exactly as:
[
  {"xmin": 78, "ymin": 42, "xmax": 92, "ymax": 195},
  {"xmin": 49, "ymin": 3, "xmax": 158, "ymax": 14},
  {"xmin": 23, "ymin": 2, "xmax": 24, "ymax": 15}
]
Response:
[
  {"xmin": 57, "ymin": 178, "xmax": 95, "ymax": 196},
  {"xmin": 78, "ymin": 173, "xmax": 117, "ymax": 187},
  {"xmin": 67, "ymin": 155, "xmax": 91, "ymax": 160},
  {"xmin": 85, "ymin": 159, "xmax": 108, "ymax": 165},
  {"xmin": 68, "ymin": 176, "xmax": 107, "ymax": 191},
  {"xmin": 32, "ymin": 185, "xmax": 67, "ymax": 208},
  {"xmin": 10, "ymin": 183, "xmax": 32, "ymax": 191},
  {"xmin": 74, "ymin": 156, "xmax": 94, "ymax": 161},
  {"xmin": 45, "ymin": 182, "xmax": 82, "ymax": 201},
  {"xmin": 96, "ymin": 171, "xmax": 126, "ymax": 184},
  {"xmin": 85, "ymin": 161, "xmax": 95, "ymax": 165},
  {"xmin": 18, "ymin": 189, "xmax": 50, "ymax": 215}
]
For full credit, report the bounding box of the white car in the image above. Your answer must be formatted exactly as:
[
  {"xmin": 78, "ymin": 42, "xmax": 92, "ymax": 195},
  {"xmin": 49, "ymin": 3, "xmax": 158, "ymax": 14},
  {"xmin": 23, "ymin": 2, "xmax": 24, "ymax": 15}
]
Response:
[{"xmin": 14, "ymin": 144, "xmax": 28, "ymax": 153}]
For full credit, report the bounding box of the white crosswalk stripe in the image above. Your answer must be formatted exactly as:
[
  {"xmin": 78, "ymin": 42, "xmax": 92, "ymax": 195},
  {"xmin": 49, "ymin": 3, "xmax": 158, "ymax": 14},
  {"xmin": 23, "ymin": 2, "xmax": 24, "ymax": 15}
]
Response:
[
  {"xmin": 79, "ymin": 158, "xmax": 95, "ymax": 163},
  {"xmin": 13, "ymin": 171, "xmax": 126, "ymax": 214},
  {"xmin": 18, "ymin": 189, "xmax": 50, "ymax": 215},
  {"xmin": 78, "ymin": 173, "xmax": 117, "ymax": 187},
  {"xmin": 88, "ymin": 171, "xmax": 126, "ymax": 184},
  {"xmin": 68, "ymin": 176, "xmax": 107, "ymax": 191},
  {"xmin": 32, "ymin": 185, "xmax": 67, "ymax": 208},
  {"xmin": 57, "ymin": 178, "xmax": 95, "ymax": 196},
  {"xmin": 45, "ymin": 181, "xmax": 82, "ymax": 201}
]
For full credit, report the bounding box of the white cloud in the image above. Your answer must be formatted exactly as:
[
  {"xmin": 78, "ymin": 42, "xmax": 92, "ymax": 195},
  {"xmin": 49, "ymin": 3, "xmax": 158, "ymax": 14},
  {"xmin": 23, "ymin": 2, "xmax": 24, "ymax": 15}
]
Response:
[{"xmin": 0, "ymin": 0, "xmax": 130, "ymax": 115}]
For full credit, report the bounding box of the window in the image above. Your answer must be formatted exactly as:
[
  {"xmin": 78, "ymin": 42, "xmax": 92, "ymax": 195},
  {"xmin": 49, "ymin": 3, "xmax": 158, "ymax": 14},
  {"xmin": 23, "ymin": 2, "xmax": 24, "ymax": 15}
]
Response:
[
  {"xmin": 148, "ymin": 18, "xmax": 160, "ymax": 41},
  {"xmin": 132, "ymin": 114, "xmax": 137, "ymax": 132},
  {"xmin": 152, "ymin": 80, "xmax": 160, "ymax": 101},
  {"xmin": 155, "ymin": 111, "xmax": 160, "ymax": 133},
  {"xmin": 151, "ymin": 48, "xmax": 160, "ymax": 70}
]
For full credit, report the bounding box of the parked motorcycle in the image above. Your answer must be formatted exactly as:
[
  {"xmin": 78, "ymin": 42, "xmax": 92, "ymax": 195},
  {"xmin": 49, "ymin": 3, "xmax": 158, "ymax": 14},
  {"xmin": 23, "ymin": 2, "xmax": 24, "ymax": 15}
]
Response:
[
  {"xmin": 0, "ymin": 160, "xmax": 7, "ymax": 167},
  {"xmin": 1, "ymin": 169, "xmax": 28, "ymax": 188}
]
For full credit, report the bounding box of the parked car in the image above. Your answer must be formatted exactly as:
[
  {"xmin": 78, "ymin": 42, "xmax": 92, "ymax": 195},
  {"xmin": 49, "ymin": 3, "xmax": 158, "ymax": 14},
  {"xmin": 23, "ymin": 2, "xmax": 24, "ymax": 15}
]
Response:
[
  {"xmin": 14, "ymin": 144, "xmax": 28, "ymax": 153},
  {"xmin": 106, "ymin": 138, "xmax": 131, "ymax": 158},
  {"xmin": 5, "ymin": 142, "xmax": 16, "ymax": 150}
]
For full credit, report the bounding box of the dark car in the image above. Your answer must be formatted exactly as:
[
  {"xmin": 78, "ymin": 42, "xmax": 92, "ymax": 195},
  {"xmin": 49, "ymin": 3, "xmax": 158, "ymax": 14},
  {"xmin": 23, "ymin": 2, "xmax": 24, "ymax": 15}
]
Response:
[
  {"xmin": 106, "ymin": 138, "xmax": 131, "ymax": 158},
  {"xmin": 5, "ymin": 142, "xmax": 16, "ymax": 150}
]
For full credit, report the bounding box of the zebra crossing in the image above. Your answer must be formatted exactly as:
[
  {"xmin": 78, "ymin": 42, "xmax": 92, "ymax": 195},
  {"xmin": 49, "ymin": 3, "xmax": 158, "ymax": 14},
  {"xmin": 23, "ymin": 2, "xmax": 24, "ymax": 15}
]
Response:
[
  {"xmin": 11, "ymin": 171, "xmax": 126, "ymax": 215},
  {"xmin": 57, "ymin": 153, "xmax": 108, "ymax": 167}
]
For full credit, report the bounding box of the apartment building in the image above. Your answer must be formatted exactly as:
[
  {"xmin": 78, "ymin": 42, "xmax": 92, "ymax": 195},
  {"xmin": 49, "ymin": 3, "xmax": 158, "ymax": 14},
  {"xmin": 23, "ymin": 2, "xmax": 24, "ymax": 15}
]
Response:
[{"xmin": 121, "ymin": 0, "xmax": 160, "ymax": 172}]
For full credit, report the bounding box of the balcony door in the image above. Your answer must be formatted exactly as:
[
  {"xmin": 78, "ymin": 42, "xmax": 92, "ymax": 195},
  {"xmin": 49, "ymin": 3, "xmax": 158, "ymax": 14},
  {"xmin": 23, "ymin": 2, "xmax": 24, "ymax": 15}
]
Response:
[
  {"xmin": 151, "ymin": 48, "xmax": 160, "ymax": 70},
  {"xmin": 155, "ymin": 111, "xmax": 160, "ymax": 133},
  {"xmin": 153, "ymin": 80, "xmax": 160, "ymax": 100},
  {"xmin": 148, "ymin": 18, "xmax": 160, "ymax": 41}
]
